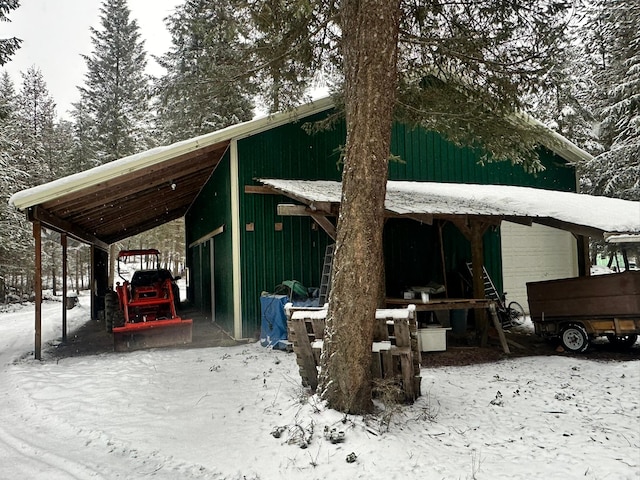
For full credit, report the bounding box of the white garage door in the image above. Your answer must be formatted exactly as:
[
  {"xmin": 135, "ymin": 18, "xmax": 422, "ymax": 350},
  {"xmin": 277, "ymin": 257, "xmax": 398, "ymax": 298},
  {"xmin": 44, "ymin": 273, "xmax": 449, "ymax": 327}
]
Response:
[{"xmin": 501, "ymin": 222, "xmax": 578, "ymax": 313}]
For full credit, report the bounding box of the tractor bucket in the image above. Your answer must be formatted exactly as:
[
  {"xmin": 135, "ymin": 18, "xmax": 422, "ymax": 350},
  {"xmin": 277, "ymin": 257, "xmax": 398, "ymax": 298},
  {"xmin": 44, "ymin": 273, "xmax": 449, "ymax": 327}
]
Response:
[{"xmin": 112, "ymin": 317, "xmax": 193, "ymax": 352}]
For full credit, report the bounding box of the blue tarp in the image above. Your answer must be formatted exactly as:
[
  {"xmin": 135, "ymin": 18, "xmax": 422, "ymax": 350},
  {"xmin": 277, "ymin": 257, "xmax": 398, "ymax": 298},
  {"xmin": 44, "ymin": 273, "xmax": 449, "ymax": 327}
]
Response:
[
  {"xmin": 260, "ymin": 293, "xmax": 319, "ymax": 349},
  {"xmin": 260, "ymin": 294, "xmax": 289, "ymax": 349}
]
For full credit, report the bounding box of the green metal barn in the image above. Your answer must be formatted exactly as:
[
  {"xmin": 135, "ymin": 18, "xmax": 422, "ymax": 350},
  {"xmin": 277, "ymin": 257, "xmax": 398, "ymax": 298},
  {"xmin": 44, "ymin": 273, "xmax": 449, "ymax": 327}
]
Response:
[
  {"xmin": 17, "ymin": 96, "xmax": 623, "ymax": 355},
  {"xmin": 182, "ymin": 97, "xmax": 581, "ymax": 339}
]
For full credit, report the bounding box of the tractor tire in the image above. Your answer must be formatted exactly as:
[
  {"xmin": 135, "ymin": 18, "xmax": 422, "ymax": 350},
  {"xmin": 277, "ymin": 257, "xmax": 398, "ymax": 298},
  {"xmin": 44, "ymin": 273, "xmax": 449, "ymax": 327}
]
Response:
[
  {"xmin": 112, "ymin": 309, "xmax": 125, "ymax": 329},
  {"xmin": 104, "ymin": 291, "xmax": 118, "ymax": 333}
]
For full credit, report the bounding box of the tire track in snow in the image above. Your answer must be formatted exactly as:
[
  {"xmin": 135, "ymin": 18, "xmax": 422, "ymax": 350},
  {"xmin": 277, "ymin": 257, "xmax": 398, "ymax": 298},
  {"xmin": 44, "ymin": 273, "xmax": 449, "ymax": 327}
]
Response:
[{"xmin": 0, "ymin": 423, "xmax": 104, "ymax": 479}]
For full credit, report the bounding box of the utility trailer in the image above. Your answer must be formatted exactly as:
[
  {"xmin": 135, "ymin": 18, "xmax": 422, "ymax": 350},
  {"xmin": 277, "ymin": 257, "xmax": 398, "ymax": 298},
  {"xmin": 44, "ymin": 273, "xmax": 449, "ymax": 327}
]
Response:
[
  {"xmin": 105, "ymin": 249, "xmax": 192, "ymax": 352},
  {"xmin": 527, "ymin": 271, "xmax": 640, "ymax": 352}
]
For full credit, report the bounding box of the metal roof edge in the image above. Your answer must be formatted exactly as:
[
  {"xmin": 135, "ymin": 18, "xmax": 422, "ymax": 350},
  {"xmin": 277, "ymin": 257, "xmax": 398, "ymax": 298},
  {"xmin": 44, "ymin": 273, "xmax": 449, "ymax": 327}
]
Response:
[
  {"xmin": 515, "ymin": 112, "xmax": 593, "ymax": 164},
  {"xmin": 10, "ymin": 96, "xmax": 336, "ymax": 210}
]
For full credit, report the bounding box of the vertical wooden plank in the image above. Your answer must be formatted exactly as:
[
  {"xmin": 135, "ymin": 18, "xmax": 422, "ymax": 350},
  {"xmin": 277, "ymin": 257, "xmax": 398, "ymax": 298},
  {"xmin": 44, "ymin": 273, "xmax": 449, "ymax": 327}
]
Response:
[
  {"xmin": 33, "ymin": 221, "xmax": 42, "ymax": 361},
  {"xmin": 61, "ymin": 233, "xmax": 68, "ymax": 343},
  {"xmin": 381, "ymin": 350, "xmax": 394, "ymax": 379},
  {"xmin": 90, "ymin": 245, "xmax": 96, "ymax": 320},
  {"xmin": 373, "ymin": 317, "xmax": 389, "ymax": 342},
  {"xmin": 394, "ymin": 318, "xmax": 410, "ymax": 348},
  {"xmin": 370, "ymin": 350, "xmax": 382, "ymax": 379},
  {"xmin": 489, "ymin": 303, "xmax": 510, "ymax": 354},
  {"xmin": 290, "ymin": 318, "xmax": 319, "ymax": 390},
  {"xmin": 399, "ymin": 353, "xmax": 415, "ymax": 401},
  {"xmin": 311, "ymin": 318, "xmax": 326, "ymax": 339}
]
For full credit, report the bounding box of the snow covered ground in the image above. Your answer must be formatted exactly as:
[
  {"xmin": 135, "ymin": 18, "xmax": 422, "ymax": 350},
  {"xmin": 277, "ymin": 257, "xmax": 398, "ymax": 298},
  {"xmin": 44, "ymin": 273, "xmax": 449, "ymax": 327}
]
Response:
[{"xmin": 0, "ymin": 293, "xmax": 638, "ymax": 479}]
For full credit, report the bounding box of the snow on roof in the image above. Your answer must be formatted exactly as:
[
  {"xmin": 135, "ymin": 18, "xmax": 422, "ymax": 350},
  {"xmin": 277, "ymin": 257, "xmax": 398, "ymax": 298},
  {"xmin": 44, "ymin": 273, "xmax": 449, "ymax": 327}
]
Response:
[
  {"xmin": 9, "ymin": 97, "xmax": 335, "ymax": 210},
  {"xmin": 605, "ymin": 233, "xmax": 640, "ymax": 244},
  {"xmin": 9, "ymin": 94, "xmax": 590, "ymax": 211},
  {"xmin": 260, "ymin": 179, "xmax": 640, "ymax": 235}
]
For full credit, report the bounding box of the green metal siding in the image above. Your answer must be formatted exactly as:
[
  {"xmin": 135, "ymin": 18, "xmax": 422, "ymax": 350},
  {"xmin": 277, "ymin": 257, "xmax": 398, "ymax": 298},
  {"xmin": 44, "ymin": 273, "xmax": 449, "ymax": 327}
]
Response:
[
  {"xmin": 389, "ymin": 123, "xmax": 577, "ymax": 191},
  {"xmin": 237, "ymin": 113, "xmax": 345, "ymax": 336},
  {"xmin": 185, "ymin": 150, "xmax": 235, "ymax": 332}
]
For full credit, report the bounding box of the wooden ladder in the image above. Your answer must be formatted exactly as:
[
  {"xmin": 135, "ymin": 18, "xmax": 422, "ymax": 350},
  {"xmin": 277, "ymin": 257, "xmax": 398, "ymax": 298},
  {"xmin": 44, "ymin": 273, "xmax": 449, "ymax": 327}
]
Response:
[{"xmin": 318, "ymin": 243, "xmax": 335, "ymax": 305}]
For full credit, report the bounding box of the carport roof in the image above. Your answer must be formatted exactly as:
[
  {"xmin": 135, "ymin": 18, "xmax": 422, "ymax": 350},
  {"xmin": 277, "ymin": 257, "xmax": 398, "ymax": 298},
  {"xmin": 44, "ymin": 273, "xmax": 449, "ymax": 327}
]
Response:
[
  {"xmin": 9, "ymin": 97, "xmax": 334, "ymax": 249},
  {"xmin": 260, "ymin": 179, "xmax": 640, "ymax": 237}
]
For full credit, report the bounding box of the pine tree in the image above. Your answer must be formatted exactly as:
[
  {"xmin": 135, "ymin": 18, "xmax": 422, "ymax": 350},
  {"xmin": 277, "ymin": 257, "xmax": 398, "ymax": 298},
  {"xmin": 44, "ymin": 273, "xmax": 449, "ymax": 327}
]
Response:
[
  {"xmin": 155, "ymin": 0, "xmax": 255, "ymax": 143},
  {"xmin": 247, "ymin": 0, "xmax": 575, "ymax": 413},
  {"xmin": 0, "ymin": 0, "xmax": 21, "ymax": 67},
  {"xmin": 580, "ymin": 0, "xmax": 640, "ymax": 200},
  {"xmin": 0, "ymin": 71, "xmax": 32, "ymax": 291},
  {"xmin": 78, "ymin": 0, "xmax": 151, "ymax": 164},
  {"xmin": 15, "ymin": 66, "xmax": 57, "ymax": 184}
]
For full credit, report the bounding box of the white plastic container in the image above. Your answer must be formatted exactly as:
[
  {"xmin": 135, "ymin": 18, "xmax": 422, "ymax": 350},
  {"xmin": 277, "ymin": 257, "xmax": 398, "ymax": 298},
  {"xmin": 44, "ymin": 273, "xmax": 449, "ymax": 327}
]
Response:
[{"xmin": 417, "ymin": 327, "xmax": 451, "ymax": 352}]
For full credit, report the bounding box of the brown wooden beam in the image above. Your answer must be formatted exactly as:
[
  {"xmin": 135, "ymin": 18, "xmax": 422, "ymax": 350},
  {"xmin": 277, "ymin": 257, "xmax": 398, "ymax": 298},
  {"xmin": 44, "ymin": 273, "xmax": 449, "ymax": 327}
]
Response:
[
  {"xmin": 29, "ymin": 206, "xmax": 109, "ymax": 251},
  {"xmin": 310, "ymin": 213, "xmax": 337, "ymax": 240},
  {"xmin": 61, "ymin": 233, "xmax": 68, "ymax": 343},
  {"xmin": 576, "ymin": 235, "xmax": 591, "ymax": 277},
  {"xmin": 534, "ymin": 218, "xmax": 603, "ymax": 238},
  {"xmin": 33, "ymin": 221, "xmax": 42, "ymax": 360},
  {"xmin": 245, "ymin": 185, "xmax": 278, "ymax": 194}
]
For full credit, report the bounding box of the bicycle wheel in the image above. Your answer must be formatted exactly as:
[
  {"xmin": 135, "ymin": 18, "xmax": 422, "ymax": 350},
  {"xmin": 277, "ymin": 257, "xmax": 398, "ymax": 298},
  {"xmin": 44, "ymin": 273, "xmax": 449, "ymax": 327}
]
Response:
[{"xmin": 507, "ymin": 301, "xmax": 526, "ymax": 326}]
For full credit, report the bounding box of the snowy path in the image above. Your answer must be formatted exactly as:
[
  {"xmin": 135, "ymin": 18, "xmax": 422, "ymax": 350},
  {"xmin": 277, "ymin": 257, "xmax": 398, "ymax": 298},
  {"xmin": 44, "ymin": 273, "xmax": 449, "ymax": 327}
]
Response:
[{"xmin": 0, "ymin": 298, "xmax": 638, "ymax": 479}]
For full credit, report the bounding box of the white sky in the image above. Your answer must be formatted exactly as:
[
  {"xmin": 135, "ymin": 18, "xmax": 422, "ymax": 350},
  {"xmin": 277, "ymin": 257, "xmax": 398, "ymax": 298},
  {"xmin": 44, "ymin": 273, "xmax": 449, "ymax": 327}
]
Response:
[{"xmin": 2, "ymin": 0, "xmax": 182, "ymax": 119}]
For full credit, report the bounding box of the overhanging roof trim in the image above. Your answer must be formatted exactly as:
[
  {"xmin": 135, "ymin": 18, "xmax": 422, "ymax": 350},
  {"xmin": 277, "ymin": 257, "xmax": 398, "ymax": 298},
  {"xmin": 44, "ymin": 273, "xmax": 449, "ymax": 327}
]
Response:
[
  {"xmin": 516, "ymin": 113, "xmax": 593, "ymax": 164},
  {"xmin": 260, "ymin": 179, "xmax": 640, "ymax": 236},
  {"xmin": 9, "ymin": 96, "xmax": 335, "ymax": 211}
]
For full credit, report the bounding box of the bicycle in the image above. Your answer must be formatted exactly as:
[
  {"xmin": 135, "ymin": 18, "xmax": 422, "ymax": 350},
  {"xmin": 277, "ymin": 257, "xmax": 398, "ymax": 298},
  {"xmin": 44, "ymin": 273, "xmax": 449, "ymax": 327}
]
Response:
[{"xmin": 495, "ymin": 293, "xmax": 526, "ymax": 330}]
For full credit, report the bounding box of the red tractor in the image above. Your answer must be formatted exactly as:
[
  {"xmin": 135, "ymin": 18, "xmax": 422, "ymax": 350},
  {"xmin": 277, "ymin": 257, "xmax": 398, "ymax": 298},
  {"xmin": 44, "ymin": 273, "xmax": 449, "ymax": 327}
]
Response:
[{"xmin": 105, "ymin": 249, "xmax": 192, "ymax": 351}]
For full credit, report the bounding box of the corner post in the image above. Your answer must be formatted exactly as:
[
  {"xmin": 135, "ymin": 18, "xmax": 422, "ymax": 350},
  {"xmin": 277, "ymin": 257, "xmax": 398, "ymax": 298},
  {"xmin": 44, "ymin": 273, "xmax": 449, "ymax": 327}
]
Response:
[{"xmin": 33, "ymin": 221, "xmax": 42, "ymax": 360}]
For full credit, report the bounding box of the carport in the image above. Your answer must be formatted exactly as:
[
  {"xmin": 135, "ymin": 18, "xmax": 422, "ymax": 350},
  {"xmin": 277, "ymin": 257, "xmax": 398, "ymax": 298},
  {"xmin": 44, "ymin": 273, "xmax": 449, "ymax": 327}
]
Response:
[
  {"xmin": 10, "ymin": 140, "xmax": 230, "ymax": 359},
  {"xmin": 260, "ymin": 178, "xmax": 640, "ymax": 344},
  {"xmin": 9, "ymin": 99, "xmax": 334, "ymax": 359}
]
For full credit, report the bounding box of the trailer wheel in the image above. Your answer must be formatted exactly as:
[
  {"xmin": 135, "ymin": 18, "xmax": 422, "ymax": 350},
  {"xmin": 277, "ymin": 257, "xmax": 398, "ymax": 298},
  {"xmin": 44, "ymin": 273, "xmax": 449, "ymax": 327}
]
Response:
[
  {"xmin": 104, "ymin": 291, "xmax": 118, "ymax": 333},
  {"xmin": 606, "ymin": 334, "xmax": 638, "ymax": 349},
  {"xmin": 560, "ymin": 323, "xmax": 590, "ymax": 353}
]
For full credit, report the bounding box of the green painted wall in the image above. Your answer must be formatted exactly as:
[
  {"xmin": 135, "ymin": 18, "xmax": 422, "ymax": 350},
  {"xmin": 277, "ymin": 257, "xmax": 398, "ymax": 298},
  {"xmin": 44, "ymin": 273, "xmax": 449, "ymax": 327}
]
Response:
[
  {"xmin": 236, "ymin": 113, "xmax": 345, "ymax": 336},
  {"xmin": 185, "ymin": 150, "xmax": 235, "ymax": 332},
  {"xmin": 386, "ymin": 124, "xmax": 577, "ymax": 295},
  {"xmin": 187, "ymin": 109, "xmax": 577, "ymax": 337}
]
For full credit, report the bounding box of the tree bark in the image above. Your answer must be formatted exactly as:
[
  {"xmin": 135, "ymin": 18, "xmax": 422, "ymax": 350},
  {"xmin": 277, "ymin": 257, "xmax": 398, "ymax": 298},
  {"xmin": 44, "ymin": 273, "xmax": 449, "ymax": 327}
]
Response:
[{"xmin": 319, "ymin": 0, "xmax": 400, "ymax": 414}]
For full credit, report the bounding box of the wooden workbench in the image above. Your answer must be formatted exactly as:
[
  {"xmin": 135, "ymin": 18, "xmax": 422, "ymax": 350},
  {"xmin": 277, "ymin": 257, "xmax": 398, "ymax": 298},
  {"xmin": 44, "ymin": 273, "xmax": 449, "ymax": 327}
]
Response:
[{"xmin": 385, "ymin": 297, "xmax": 494, "ymax": 311}]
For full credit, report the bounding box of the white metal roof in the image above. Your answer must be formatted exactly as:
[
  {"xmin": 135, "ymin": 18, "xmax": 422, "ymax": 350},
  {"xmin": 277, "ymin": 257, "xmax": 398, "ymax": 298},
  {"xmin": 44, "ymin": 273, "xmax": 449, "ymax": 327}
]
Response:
[
  {"xmin": 260, "ymin": 179, "xmax": 640, "ymax": 236},
  {"xmin": 10, "ymin": 97, "xmax": 335, "ymax": 210}
]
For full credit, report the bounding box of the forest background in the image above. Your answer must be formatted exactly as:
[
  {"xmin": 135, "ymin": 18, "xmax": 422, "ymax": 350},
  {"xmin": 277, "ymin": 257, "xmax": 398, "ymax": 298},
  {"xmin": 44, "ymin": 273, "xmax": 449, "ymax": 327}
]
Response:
[{"xmin": 0, "ymin": 0, "xmax": 637, "ymax": 301}]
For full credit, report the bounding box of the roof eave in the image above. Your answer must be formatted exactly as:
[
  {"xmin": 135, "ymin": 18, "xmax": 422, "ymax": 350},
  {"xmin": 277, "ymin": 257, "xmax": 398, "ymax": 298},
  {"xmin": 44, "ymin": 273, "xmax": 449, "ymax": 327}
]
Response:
[{"xmin": 9, "ymin": 96, "xmax": 335, "ymax": 211}]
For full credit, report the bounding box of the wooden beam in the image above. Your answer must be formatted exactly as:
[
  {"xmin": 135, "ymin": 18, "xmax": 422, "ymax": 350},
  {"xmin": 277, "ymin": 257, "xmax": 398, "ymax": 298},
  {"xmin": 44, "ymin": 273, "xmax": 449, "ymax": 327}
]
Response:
[
  {"xmin": 33, "ymin": 221, "xmax": 42, "ymax": 361},
  {"xmin": 61, "ymin": 233, "xmax": 68, "ymax": 343},
  {"xmin": 244, "ymin": 185, "xmax": 277, "ymax": 194},
  {"xmin": 576, "ymin": 235, "xmax": 591, "ymax": 277},
  {"xmin": 29, "ymin": 206, "xmax": 109, "ymax": 251},
  {"xmin": 470, "ymin": 220, "xmax": 490, "ymax": 347},
  {"xmin": 277, "ymin": 204, "xmax": 309, "ymax": 216},
  {"xmin": 310, "ymin": 213, "xmax": 337, "ymax": 240},
  {"xmin": 406, "ymin": 213, "xmax": 434, "ymax": 225},
  {"xmin": 534, "ymin": 217, "xmax": 603, "ymax": 238},
  {"xmin": 502, "ymin": 216, "xmax": 533, "ymax": 227}
]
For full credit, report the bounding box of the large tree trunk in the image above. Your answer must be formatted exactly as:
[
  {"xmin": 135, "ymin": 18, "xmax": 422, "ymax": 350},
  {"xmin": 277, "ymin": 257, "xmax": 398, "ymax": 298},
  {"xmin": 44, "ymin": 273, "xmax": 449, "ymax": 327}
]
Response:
[{"xmin": 319, "ymin": 0, "xmax": 400, "ymax": 414}]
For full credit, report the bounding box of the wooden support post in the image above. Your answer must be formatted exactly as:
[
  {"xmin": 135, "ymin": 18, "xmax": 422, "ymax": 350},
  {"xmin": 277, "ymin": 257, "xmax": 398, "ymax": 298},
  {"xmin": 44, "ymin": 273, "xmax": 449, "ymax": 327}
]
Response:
[
  {"xmin": 33, "ymin": 221, "xmax": 42, "ymax": 360},
  {"xmin": 470, "ymin": 221, "xmax": 488, "ymax": 347},
  {"xmin": 61, "ymin": 233, "xmax": 68, "ymax": 343},
  {"xmin": 576, "ymin": 235, "xmax": 591, "ymax": 277}
]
